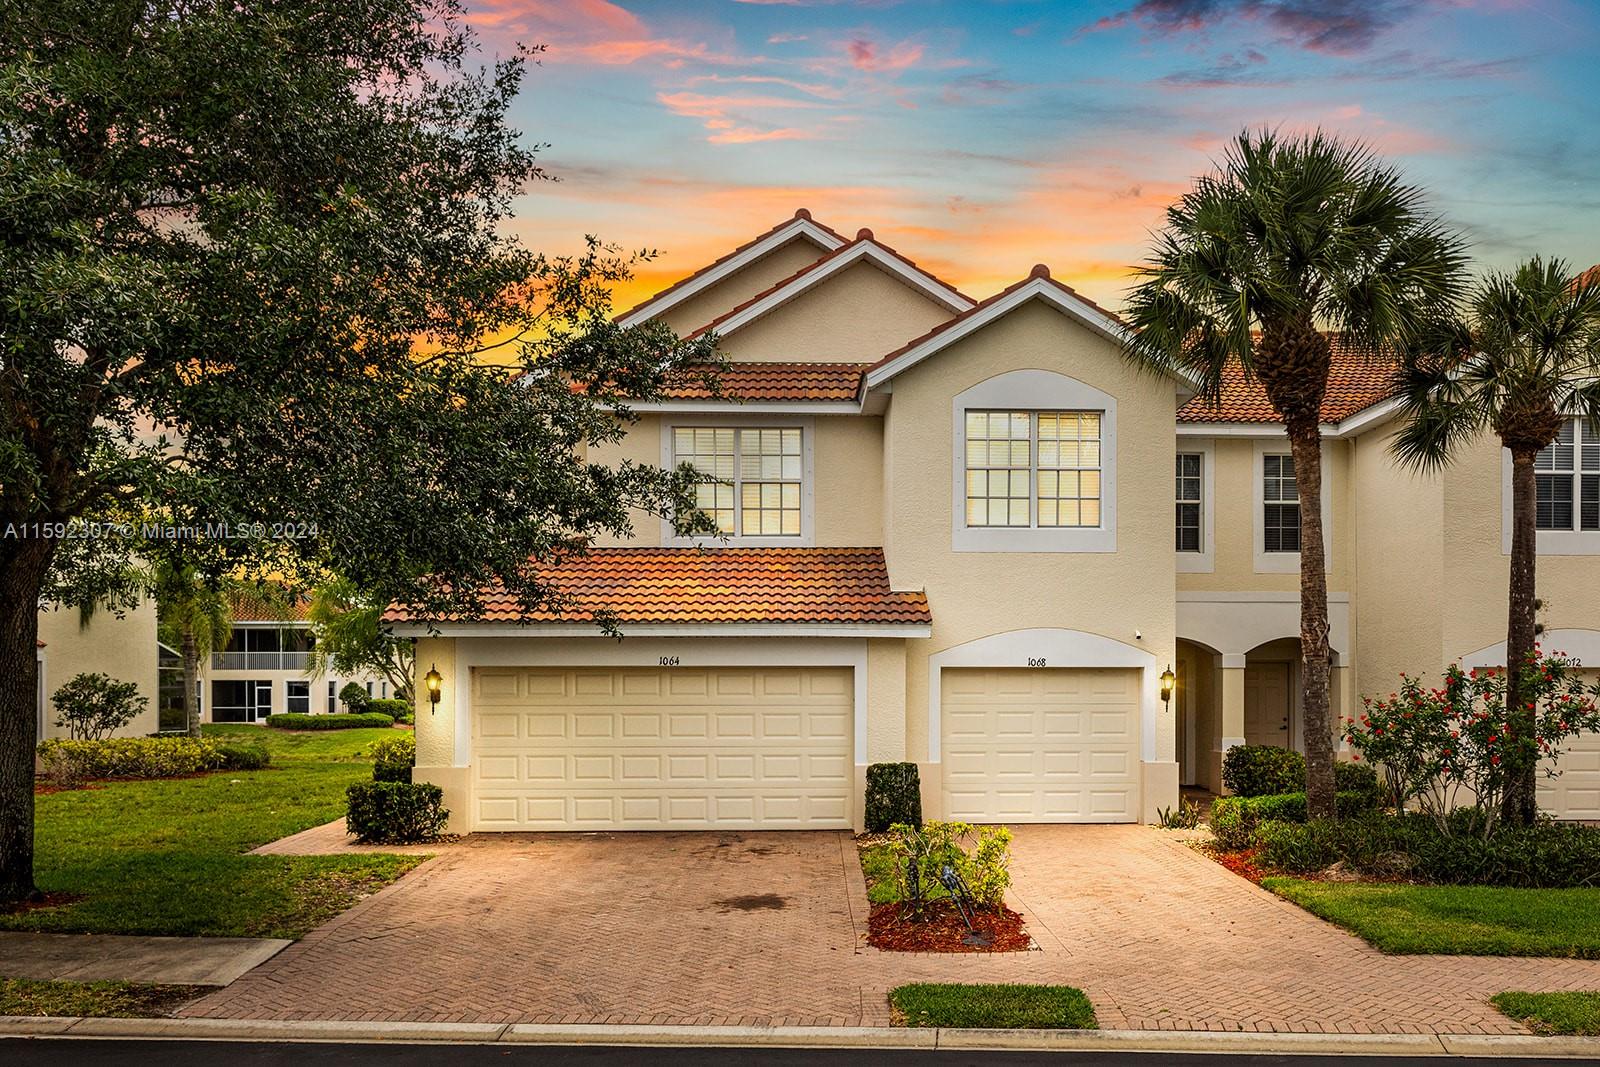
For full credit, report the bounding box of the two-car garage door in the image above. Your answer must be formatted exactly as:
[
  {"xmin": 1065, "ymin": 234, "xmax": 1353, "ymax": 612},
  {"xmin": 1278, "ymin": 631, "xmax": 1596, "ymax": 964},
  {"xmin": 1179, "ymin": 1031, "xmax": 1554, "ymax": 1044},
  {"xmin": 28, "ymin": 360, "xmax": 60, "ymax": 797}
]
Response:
[{"xmin": 471, "ymin": 666, "xmax": 853, "ymax": 830}]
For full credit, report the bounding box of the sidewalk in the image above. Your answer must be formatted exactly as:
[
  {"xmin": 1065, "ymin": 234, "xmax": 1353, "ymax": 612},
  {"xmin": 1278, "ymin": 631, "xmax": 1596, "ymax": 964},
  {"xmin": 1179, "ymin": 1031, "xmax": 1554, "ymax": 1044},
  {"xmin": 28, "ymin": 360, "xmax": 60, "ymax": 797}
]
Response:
[{"xmin": 0, "ymin": 932, "xmax": 290, "ymax": 987}]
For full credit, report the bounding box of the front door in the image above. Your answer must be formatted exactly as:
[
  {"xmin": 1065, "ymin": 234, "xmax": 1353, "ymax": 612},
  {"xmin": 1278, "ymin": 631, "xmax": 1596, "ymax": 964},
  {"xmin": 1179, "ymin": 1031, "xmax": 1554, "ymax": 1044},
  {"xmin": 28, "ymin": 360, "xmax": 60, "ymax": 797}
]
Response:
[{"xmin": 1244, "ymin": 662, "xmax": 1291, "ymax": 749}]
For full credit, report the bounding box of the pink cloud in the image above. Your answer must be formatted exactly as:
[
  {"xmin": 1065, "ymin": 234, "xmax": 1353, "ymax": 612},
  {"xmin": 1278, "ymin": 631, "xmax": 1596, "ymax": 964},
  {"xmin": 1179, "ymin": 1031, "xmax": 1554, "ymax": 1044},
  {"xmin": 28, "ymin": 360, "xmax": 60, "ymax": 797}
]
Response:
[
  {"xmin": 466, "ymin": 0, "xmax": 757, "ymax": 68},
  {"xmin": 846, "ymin": 37, "xmax": 926, "ymax": 72},
  {"xmin": 706, "ymin": 127, "xmax": 820, "ymax": 144},
  {"xmin": 656, "ymin": 90, "xmax": 831, "ymax": 145}
]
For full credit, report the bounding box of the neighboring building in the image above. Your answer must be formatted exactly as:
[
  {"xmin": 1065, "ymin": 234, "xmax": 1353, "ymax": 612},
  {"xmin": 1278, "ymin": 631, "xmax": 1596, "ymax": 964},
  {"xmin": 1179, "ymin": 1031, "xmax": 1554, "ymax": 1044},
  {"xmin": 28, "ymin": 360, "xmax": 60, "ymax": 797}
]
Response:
[
  {"xmin": 36, "ymin": 600, "xmax": 162, "ymax": 739},
  {"xmin": 388, "ymin": 211, "xmax": 1600, "ymax": 833},
  {"xmin": 202, "ymin": 591, "xmax": 391, "ymax": 722}
]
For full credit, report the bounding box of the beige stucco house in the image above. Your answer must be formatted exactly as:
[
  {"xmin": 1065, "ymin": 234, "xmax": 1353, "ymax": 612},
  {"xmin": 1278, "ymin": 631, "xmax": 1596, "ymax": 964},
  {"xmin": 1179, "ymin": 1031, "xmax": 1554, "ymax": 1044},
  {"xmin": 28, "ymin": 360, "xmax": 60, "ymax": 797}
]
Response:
[
  {"xmin": 36, "ymin": 601, "xmax": 162, "ymax": 739},
  {"xmin": 392, "ymin": 211, "xmax": 1600, "ymax": 833}
]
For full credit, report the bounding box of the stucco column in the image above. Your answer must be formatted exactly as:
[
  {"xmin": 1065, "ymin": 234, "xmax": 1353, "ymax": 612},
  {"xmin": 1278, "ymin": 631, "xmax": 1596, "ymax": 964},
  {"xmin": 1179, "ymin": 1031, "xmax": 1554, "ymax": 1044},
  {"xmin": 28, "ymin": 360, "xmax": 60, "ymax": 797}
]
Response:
[
  {"xmin": 1217, "ymin": 653, "xmax": 1247, "ymax": 794},
  {"xmin": 412, "ymin": 636, "xmax": 469, "ymax": 833}
]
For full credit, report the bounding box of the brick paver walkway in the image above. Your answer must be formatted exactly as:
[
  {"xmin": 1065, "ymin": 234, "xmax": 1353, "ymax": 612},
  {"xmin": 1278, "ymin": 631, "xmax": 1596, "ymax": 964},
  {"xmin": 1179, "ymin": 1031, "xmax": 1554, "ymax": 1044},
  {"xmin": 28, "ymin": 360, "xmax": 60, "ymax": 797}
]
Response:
[{"xmin": 184, "ymin": 825, "xmax": 1600, "ymax": 1031}]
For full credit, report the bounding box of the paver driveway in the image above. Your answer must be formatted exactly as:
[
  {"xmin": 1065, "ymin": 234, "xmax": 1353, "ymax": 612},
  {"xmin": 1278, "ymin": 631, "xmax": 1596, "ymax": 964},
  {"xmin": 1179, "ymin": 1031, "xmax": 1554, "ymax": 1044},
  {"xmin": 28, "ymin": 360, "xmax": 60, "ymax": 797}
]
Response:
[{"xmin": 185, "ymin": 825, "xmax": 1600, "ymax": 1032}]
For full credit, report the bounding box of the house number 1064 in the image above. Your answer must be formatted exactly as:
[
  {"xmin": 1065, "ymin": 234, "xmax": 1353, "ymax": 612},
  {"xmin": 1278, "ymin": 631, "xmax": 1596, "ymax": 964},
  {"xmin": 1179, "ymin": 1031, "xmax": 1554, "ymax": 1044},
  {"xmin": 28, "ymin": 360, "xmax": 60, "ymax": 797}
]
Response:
[{"xmin": 658, "ymin": 656, "xmax": 682, "ymax": 667}]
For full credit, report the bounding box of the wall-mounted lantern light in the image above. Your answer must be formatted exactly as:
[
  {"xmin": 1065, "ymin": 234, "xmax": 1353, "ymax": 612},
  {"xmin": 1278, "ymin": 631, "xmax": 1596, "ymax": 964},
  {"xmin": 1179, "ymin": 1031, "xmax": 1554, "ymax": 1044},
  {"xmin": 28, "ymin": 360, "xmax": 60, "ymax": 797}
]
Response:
[
  {"xmin": 424, "ymin": 665, "xmax": 443, "ymax": 711},
  {"xmin": 1159, "ymin": 665, "xmax": 1176, "ymax": 705}
]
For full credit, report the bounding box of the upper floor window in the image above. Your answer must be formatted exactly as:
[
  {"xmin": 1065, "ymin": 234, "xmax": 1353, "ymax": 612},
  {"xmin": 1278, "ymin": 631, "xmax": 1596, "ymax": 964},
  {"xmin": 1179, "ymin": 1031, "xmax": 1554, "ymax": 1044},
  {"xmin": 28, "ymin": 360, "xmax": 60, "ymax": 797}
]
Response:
[
  {"xmin": 674, "ymin": 426, "xmax": 803, "ymax": 537},
  {"xmin": 1176, "ymin": 453, "xmax": 1202, "ymax": 552},
  {"xmin": 1536, "ymin": 419, "xmax": 1600, "ymax": 532},
  {"xmin": 1262, "ymin": 453, "xmax": 1300, "ymax": 553},
  {"xmin": 964, "ymin": 411, "xmax": 1101, "ymax": 529}
]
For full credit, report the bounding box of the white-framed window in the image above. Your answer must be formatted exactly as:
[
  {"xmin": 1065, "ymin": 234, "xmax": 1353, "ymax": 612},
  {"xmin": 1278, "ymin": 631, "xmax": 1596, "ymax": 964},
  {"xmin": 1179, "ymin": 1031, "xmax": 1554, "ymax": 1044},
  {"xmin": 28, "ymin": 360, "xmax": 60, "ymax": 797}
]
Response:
[
  {"xmin": 1176, "ymin": 452, "xmax": 1203, "ymax": 552},
  {"xmin": 286, "ymin": 680, "xmax": 310, "ymax": 714},
  {"xmin": 1262, "ymin": 453, "xmax": 1301, "ymax": 553},
  {"xmin": 327, "ymin": 680, "xmax": 337, "ymax": 711},
  {"xmin": 673, "ymin": 425, "xmax": 804, "ymax": 537},
  {"xmin": 962, "ymin": 411, "xmax": 1102, "ymax": 529},
  {"xmin": 1536, "ymin": 419, "xmax": 1600, "ymax": 532}
]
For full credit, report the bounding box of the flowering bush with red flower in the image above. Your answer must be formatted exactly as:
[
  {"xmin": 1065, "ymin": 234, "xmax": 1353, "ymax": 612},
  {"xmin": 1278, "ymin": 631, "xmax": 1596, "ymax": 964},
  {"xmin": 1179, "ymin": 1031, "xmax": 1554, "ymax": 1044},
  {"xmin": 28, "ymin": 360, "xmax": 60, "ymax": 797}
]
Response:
[{"xmin": 1344, "ymin": 650, "xmax": 1600, "ymax": 837}]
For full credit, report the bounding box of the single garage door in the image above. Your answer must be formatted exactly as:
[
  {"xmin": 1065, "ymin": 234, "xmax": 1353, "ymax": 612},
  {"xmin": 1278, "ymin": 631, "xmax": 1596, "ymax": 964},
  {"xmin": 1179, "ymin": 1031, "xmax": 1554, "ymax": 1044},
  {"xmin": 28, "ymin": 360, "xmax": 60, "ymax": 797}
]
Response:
[
  {"xmin": 1539, "ymin": 669, "xmax": 1600, "ymax": 821},
  {"xmin": 942, "ymin": 667, "xmax": 1140, "ymax": 823},
  {"xmin": 471, "ymin": 666, "xmax": 853, "ymax": 830}
]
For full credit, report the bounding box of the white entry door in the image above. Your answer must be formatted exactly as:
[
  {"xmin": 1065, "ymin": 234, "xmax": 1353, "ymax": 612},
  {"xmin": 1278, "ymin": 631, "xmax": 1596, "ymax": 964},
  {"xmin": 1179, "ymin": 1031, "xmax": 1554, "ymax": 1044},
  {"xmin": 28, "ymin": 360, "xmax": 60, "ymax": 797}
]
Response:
[
  {"xmin": 941, "ymin": 667, "xmax": 1141, "ymax": 823},
  {"xmin": 470, "ymin": 666, "xmax": 853, "ymax": 831}
]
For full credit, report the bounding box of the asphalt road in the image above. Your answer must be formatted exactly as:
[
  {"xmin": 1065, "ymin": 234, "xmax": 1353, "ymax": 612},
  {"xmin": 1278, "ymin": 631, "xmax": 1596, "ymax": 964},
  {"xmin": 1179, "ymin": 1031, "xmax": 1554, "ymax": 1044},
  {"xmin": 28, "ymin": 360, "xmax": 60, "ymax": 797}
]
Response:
[{"xmin": 0, "ymin": 1040, "xmax": 1586, "ymax": 1067}]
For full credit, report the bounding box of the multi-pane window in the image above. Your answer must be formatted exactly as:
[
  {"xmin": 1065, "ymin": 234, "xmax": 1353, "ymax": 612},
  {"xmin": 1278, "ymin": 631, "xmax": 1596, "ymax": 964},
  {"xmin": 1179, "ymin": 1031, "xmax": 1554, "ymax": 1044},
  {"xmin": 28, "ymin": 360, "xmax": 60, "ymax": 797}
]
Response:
[
  {"xmin": 674, "ymin": 426, "xmax": 803, "ymax": 537},
  {"xmin": 286, "ymin": 680, "xmax": 310, "ymax": 714},
  {"xmin": 1262, "ymin": 453, "xmax": 1300, "ymax": 553},
  {"xmin": 963, "ymin": 410, "xmax": 1102, "ymax": 528},
  {"xmin": 1176, "ymin": 453, "xmax": 1202, "ymax": 552},
  {"xmin": 1536, "ymin": 419, "xmax": 1600, "ymax": 532}
]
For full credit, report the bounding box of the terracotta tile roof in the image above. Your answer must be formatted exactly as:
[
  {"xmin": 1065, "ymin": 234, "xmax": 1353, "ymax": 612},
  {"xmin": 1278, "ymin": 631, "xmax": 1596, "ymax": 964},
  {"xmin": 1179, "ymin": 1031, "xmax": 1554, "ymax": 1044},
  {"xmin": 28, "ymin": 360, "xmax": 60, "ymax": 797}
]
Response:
[
  {"xmin": 1177, "ymin": 337, "xmax": 1400, "ymax": 424},
  {"xmin": 659, "ymin": 362, "xmax": 869, "ymax": 403},
  {"xmin": 687, "ymin": 230, "xmax": 973, "ymax": 341},
  {"xmin": 229, "ymin": 589, "xmax": 312, "ymax": 623},
  {"xmin": 614, "ymin": 209, "xmax": 845, "ymax": 323},
  {"xmin": 382, "ymin": 547, "xmax": 930, "ymax": 627}
]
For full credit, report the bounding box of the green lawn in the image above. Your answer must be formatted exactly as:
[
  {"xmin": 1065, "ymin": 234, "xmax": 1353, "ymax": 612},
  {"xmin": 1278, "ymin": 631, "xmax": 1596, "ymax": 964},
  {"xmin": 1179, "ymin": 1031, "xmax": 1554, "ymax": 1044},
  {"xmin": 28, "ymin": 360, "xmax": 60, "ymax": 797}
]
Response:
[
  {"xmin": 0, "ymin": 977, "xmax": 206, "ymax": 1018},
  {"xmin": 1265, "ymin": 878, "xmax": 1600, "ymax": 957},
  {"xmin": 1492, "ymin": 991, "xmax": 1600, "ymax": 1035},
  {"xmin": 859, "ymin": 842, "xmax": 899, "ymax": 904},
  {"xmin": 889, "ymin": 983, "xmax": 1098, "ymax": 1029},
  {"xmin": 1, "ymin": 724, "xmax": 422, "ymax": 939}
]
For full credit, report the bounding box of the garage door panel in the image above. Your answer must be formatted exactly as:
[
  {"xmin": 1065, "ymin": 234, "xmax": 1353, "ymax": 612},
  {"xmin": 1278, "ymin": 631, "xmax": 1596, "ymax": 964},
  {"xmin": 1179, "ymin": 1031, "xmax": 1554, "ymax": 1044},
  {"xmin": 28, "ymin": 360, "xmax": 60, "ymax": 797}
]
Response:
[
  {"xmin": 470, "ymin": 667, "xmax": 853, "ymax": 831},
  {"xmin": 941, "ymin": 667, "xmax": 1140, "ymax": 824}
]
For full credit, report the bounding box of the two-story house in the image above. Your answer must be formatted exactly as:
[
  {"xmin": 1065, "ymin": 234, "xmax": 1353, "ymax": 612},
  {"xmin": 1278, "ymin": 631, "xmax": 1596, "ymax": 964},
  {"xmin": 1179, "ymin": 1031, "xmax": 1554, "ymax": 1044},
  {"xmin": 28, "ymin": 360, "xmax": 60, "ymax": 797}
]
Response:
[{"xmin": 391, "ymin": 211, "xmax": 1600, "ymax": 832}]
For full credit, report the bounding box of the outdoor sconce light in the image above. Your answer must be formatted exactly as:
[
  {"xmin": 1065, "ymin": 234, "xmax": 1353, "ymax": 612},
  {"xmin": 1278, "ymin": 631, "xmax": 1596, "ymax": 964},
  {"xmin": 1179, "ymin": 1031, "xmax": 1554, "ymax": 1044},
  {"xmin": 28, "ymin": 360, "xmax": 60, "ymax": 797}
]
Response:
[
  {"xmin": 1159, "ymin": 665, "xmax": 1176, "ymax": 705},
  {"xmin": 424, "ymin": 665, "xmax": 443, "ymax": 711}
]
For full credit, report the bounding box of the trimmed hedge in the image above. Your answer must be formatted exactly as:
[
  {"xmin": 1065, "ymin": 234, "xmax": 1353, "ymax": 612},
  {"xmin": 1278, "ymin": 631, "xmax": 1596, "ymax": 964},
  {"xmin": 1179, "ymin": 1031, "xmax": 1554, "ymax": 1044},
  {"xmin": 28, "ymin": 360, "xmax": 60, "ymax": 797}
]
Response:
[
  {"xmin": 1210, "ymin": 791, "xmax": 1382, "ymax": 850},
  {"xmin": 1221, "ymin": 745, "xmax": 1304, "ymax": 797},
  {"xmin": 37, "ymin": 737, "xmax": 220, "ymax": 784},
  {"xmin": 266, "ymin": 712, "xmax": 395, "ymax": 730},
  {"xmin": 346, "ymin": 781, "xmax": 448, "ymax": 844},
  {"xmin": 1255, "ymin": 813, "xmax": 1600, "ymax": 888},
  {"xmin": 368, "ymin": 733, "xmax": 415, "ymax": 784},
  {"xmin": 213, "ymin": 742, "xmax": 271, "ymax": 771},
  {"xmin": 366, "ymin": 698, "xmax": 412, "ymax": 720},
  {"xmin": 865, "ymin": 762, "xmax": 923, "ymax": 833}
]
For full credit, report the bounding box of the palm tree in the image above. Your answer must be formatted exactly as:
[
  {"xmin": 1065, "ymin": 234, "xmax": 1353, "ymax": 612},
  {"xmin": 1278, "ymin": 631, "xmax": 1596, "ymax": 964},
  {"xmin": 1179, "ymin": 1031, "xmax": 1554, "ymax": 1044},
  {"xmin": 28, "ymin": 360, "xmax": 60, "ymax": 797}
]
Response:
[
  {"xmin": 306, "ymin": 577, "xmax": 415, "ymax": 705},
  {"xmin": 153, "ymin": 563, "xmax": 235, "ymax": 739},
  {"xmin": 1392, "ymin": 258, "xmax": 1600, "ymax": 825},
  {"xmin": 1123, "ymin": 129, "xmax": 1466, "ymax": 818}
]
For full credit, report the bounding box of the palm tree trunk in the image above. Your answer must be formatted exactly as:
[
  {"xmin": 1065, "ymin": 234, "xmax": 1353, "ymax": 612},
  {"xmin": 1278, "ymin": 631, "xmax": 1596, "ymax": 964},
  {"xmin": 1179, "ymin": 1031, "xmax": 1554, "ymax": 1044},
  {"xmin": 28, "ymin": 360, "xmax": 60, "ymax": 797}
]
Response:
[
  {"xmin": 1289, "ymin": 419, "xmax": 1336, "ymax": 820},
  {"xmin": 182, "ymin": 626, "xmax": 202, "ymax": 740},
  {"xmin": 0, "ymin": 538, "xmax": 55, "ymax": 903},
  {"xmin": 1503, "ymin": 447, "xmax": 1540, "ymax": 826}
]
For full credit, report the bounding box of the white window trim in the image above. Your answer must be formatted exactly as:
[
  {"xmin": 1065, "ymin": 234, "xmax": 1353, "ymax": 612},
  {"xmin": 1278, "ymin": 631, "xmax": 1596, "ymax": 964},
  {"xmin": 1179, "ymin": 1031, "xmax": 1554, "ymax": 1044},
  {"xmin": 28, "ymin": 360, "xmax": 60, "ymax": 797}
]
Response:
[
  {"xmin": 950, "ymin": 370, "xmax": 1117, "ymax": 553},
  {"xmin": 1176, "ymin": 439, "xmax": 1215, "ymax": 574},
  {"xmin": 1252, "ymin": 440, "xmax": 1333, "ymax": 574},
  {"xmin": 1500, "ymin": 422, "xmax": 1600, "ymax": 556},
  {"xmin": 660, "ymin": 414, "xmax": 816, "ymax": 547}
]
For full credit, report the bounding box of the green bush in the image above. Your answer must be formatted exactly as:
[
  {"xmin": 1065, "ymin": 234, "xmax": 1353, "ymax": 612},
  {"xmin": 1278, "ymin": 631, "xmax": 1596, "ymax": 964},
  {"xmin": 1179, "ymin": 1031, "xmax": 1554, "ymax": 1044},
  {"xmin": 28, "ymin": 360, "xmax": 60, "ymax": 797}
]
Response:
[
  {"xmin": 396, "ymin": 714, "xmax": 415, "ymax": 726},
  {"xmin": 266, "ymin": 712, "xmax": 394, "ymax": 730},
  {"xmin": 338, "ymin": 682, "xmax": 371, "ymax": 712},
  {"xmin": 368, "ymin": 733, "xmax": 415, "ymax": 784},
  {"xmin": 865, "ymin": 762, "xmax": 922, "ymax": 832},
  {"xmin": 1254, "ymin": 812, "xmax": 1600, "ymax": 888},
  {"xmin": 366, "ymin": 698, "xmax": 412, "ymax": 720},
  {"xmin": 51, "ymin": 672, "xmax": 147, "ymax": 740},
  {"xmin": 345, "ymin": 781, "xmax": 448, "ymax": 844},
  {"xmin": 1333, "ymin": 759, "xmax": 1383, "ymax": 805},
  {"xmin": 1221, "ymin": 745, "xmax": 1305, "ymax": 797},
  {"xmin": 212, "ymin": 742, "xmax": 271, "ymax": 771},
  {"xmin": 37, "ymin": 737, "xmax": 220, "ymax": 785},
  {"xmin": 883, "ymin": 820, "xmax": 1011, "ymax": 913},
  {"xmin": 1210, "ymin": 790, "xmax": 1381, "ymax": 850}
]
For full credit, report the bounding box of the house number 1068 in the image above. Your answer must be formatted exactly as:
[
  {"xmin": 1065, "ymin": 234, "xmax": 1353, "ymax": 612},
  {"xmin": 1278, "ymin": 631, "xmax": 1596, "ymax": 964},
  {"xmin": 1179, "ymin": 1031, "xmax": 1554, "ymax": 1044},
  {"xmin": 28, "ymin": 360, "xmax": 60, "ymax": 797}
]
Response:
[{"xmin": 1027, "ymin": 657, "xmax": 1047, "ymax": 667}]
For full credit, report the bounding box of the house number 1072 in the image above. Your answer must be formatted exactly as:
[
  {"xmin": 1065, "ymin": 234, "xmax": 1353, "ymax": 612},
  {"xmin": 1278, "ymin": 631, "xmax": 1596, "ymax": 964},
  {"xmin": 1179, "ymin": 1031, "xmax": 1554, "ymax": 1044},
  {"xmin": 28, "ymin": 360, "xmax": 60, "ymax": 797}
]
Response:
[{"xmin": 1027, "ymin": 657, "xmax": 1047, "ymax": 667}]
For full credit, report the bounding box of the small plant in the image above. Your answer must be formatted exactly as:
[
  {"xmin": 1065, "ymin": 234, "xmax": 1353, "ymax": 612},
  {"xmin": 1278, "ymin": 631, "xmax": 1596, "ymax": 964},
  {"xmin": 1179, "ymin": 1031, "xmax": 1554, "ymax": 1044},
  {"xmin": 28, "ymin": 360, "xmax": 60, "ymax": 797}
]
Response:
[
  {"xmin": 51, "ymin": 673, "xmax": 147, "ymax": 740},
  {"xmin": 368, "ymin": 733, "xmax": 415, "ymax": 783},
  {"xmin": 1156, "ymin": 799, "xmax": 1204, "ymax": 830},
  {"xmin": 865, "ymin": 762, "xmax": 922, "ymax": 832},
  {"xmin": 338, "ymin": 681, "xmax": 371, "ymax": 713},
  {"xmin": 346, "ymin": 781, "xmax": 448, "ymax": 844},
  {"xmin": 885, "ymin": 820, "xmax": 1011, "ymax": 917}
]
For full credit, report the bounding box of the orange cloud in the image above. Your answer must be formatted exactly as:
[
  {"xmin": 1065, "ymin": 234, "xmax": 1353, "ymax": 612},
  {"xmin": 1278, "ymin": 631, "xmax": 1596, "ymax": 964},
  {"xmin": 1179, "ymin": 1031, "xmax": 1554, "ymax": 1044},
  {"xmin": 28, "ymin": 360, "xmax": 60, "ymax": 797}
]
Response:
[{"xmin": 706, "ymin": 127, "xmax": 819, "ymax": 144}]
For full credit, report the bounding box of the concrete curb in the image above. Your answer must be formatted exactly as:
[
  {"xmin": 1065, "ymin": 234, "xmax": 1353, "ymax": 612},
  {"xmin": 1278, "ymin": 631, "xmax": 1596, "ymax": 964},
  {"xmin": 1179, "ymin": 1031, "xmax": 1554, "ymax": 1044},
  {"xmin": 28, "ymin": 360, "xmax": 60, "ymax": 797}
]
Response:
[{"xmin": 3, "ymin": 1016, "xmax": 1599, "ymax": 1056}]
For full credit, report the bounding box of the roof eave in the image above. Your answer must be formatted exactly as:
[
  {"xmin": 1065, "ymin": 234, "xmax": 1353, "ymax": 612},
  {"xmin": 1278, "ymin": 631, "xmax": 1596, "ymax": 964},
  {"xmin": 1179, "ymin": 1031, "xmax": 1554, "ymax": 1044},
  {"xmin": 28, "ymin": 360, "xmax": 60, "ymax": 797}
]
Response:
[{"xmin": 387, "ymin": 622, "xmax": 933, "ymax": 639}]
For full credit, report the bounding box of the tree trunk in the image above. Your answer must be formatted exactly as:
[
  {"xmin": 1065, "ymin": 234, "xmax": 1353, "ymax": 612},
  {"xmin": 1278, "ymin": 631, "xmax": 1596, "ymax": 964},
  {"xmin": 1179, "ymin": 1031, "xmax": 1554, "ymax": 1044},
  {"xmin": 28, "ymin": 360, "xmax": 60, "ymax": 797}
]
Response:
[
  {"xmin": 182, "ymin": 626, "xmax": 201, "ymax": 740},
  {"xmin": 1502, "ymin": 447, "xmax": 1540, "ymax": 826},
  {"xmin": 1289, "ymin": 419, "xmax": 1336, "ymax": 820},
  {"xmin": 0, "ymin": 539, "xmax": 55, "ymax": 903}
]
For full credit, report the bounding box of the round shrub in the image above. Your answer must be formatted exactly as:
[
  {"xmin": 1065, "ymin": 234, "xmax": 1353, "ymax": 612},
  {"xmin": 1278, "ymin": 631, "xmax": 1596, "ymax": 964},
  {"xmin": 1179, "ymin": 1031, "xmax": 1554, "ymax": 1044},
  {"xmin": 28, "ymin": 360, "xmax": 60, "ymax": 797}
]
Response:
[
  {"xmin": 213, "ymin": 742, "xmax": 271, "ymax": 771},
  {"xmin": 366, "ymin": 698, "xmax": 412, "ymax": 720},
  {"xmin": 368, "ymin": 733, "xmax": 415, "ymax": 784},
  {"xmin": 1222, "ymin": 745, "xmax": 1305, "ymax": 797},
  {"xmin": 865, "ymin": 762, "xmax": 923, "ymax": 832},
  {"xmin": 339, "ymin": 682, "xmax": 371, "ymax": 713},
  {"xmin": 346, "ymin": 781, "xmax": 448, "ymax": 844}
]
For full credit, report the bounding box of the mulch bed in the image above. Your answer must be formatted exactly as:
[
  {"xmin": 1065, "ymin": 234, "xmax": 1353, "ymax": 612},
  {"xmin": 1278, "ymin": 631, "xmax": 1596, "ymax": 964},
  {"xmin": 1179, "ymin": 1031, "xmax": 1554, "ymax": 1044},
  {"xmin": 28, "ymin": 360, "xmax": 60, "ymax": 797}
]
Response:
[
  {"xmin": 1211, "ymin": 846, "xmax": 1267, "ymax": 884},
  {"xmin": 867, "ymin": 900, "xmax": 1032, "ymax": 953}
]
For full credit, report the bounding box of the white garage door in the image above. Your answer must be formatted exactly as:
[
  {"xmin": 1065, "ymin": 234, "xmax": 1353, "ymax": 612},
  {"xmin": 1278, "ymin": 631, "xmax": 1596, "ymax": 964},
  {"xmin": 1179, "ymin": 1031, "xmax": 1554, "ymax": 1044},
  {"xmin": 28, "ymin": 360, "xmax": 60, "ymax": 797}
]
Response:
[
  {"xmin": 470, "ymin": 666, "xmax": 853, "ymax": 830},
  {"xmin": 942, "ymin": 667, "xmax": 1141, "ymax": 823},
  {"xmin": 1540, "ymin": 669, "xmax": 1600, "ymax": 821}
]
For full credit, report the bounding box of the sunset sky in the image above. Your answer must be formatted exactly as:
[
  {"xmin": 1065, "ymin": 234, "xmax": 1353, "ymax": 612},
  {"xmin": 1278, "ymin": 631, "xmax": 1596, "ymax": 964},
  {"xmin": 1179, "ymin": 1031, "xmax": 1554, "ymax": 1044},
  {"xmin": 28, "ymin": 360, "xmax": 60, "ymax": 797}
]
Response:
[{"xmin": 468, "ymin": 0, "xmax": 1600, "ymax": 313}]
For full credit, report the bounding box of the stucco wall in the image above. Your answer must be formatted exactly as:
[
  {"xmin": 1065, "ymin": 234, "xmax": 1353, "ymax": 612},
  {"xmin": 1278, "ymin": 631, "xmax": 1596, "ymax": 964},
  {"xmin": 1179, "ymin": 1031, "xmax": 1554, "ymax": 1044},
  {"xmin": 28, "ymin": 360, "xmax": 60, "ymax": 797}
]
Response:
[
  {"xmin": 37, "ymin": 600, "xmax": 160, "ymax": 739},
  {"xmin": 715, "ymin": 261, "xmax": 954, "ymax": 364},
  {"xmin": 879, "ymin": 298, "xmax": 1180, "ymax": 812},
  {"xmin": 656, "ymin": 237, "xmax": 829, "ymax": 339}
]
